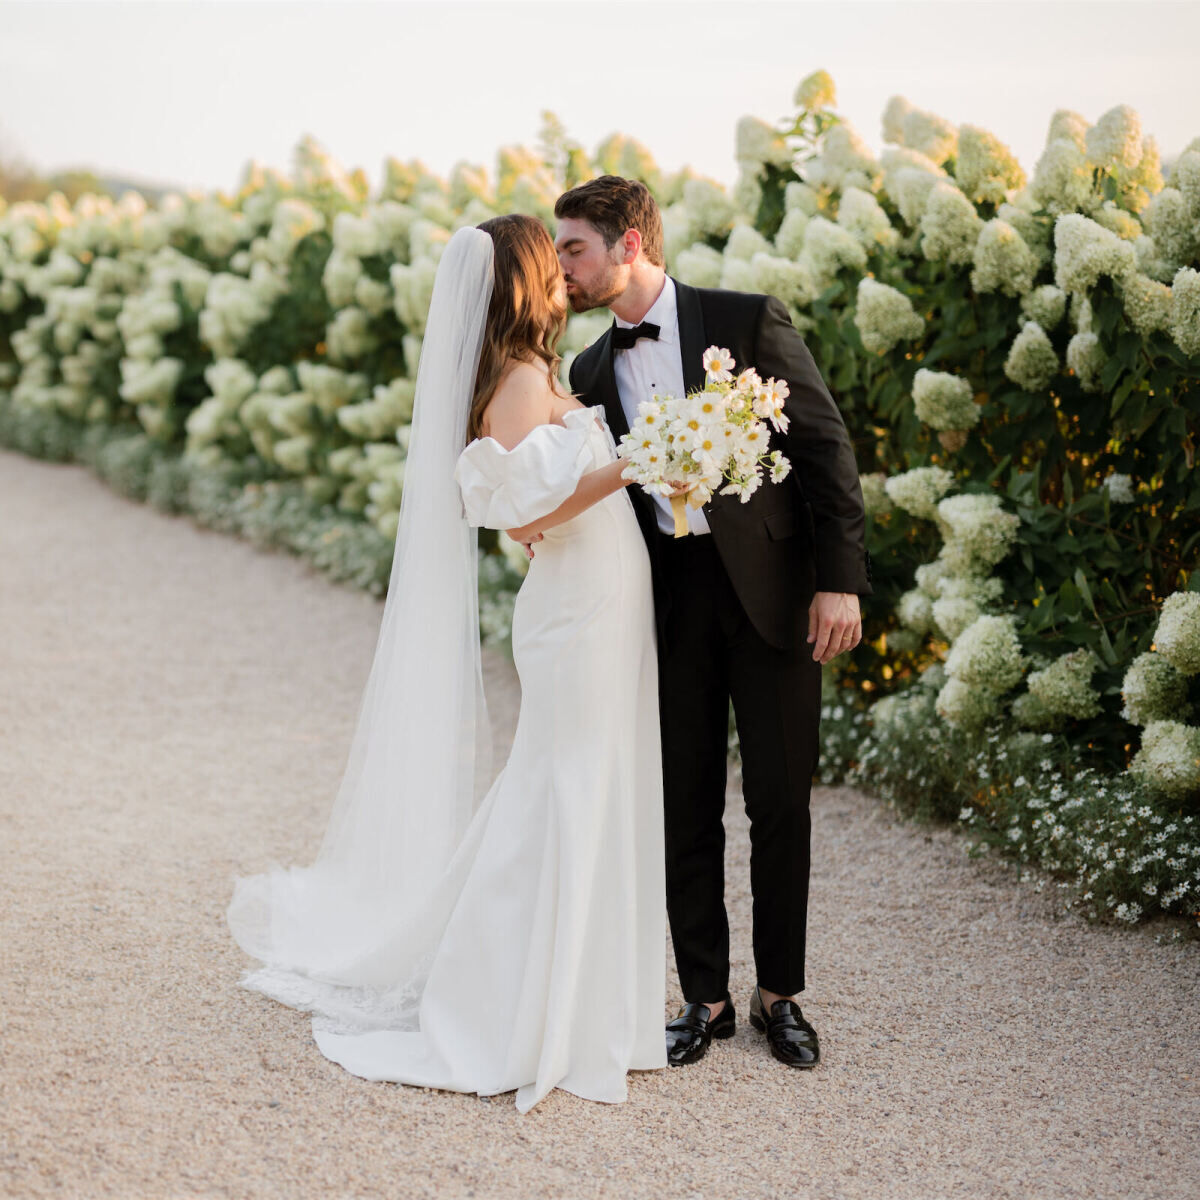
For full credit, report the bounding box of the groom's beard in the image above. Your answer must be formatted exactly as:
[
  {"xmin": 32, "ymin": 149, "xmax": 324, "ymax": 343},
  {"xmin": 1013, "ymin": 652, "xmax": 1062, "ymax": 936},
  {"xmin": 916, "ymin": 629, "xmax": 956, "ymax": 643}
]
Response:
[{"xmin": 566, "ymin": 271, "xmax": 624, "ymax": 314}]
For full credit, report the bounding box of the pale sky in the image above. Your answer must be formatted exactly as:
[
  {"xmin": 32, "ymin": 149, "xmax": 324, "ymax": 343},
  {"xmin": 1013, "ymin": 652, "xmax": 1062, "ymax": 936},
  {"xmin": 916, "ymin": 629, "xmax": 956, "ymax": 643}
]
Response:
[{"xmin": 2, "ymin": 0, "xmax": 1198, "ymax": 197}]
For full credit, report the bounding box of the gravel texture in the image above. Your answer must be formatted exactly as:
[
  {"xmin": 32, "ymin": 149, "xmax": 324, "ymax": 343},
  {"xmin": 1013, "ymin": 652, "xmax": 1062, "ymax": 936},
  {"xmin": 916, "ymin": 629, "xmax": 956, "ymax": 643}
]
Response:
[{"xmin": 2, "ymin": 445, "xmax": 1198, "ymax": 1200}]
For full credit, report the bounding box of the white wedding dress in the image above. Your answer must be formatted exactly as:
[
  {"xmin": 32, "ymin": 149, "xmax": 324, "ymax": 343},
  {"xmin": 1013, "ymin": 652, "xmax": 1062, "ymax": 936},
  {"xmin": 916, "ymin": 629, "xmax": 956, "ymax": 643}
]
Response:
[{"xmin": 231, "ymin": 402, "xmax": 666, "ymax": 1113}]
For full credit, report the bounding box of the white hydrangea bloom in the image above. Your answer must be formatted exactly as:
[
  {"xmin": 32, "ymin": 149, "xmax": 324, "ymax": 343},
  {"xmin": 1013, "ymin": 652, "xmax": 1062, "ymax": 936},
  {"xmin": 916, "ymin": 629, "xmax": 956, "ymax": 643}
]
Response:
[
  {"xmin": 1020, "ymin": 284, "xmax": 1068, "ymax": 329},
  {"xmin": 884, "ymin": 465, "xmax": 955, "ymax": 520},
  {"xmin": 932, "ymin": 592, "xmax": 983, "ymax": 642},
  {"xmin": 1071, "ymin": 292, "xmax": 1094, "ymax": 334},
  {"xmin": 853, "ymin": 277, "xmax": 924, "ymax": 354},
  {"xmin": 1169, "ymin": 268, "xmax": 1200, "ymax": 358},
  {"xmin": 920, "ymin": 182, "xmax": 983, "ymax": 265},
  {"xmin": 803, "ymin": 123, "xmax": 881, "ymax": 193},
  {"xmin": 1004, "ymin": 321, "xmax": 1059, "ymax": 391},
  {"xmin": 331, "ymin": 211, "xmax": 384, "ymax": 259},
  {"xmin": 1085, "ymin": 105, "xmax": 1143, "ymax": 172},
  {"xmin": 719, "ymin": 257, "xmax": 755, "ymax": 293},
  {"xmin": 264, "ymin": 199, "xmax": 325, "ymax": 264},
  {"xmin": 731, "ymin": 168, "xmax": 763, "ymax": 219},
  {"xmin": 935, "ymin": 493, "xmax": 1021, "ymax": 574},
  {"xmin": 795, "ymin": 69, "xmax": 836, "ymax": 110},
  {"xmin": 199, "ymin": 265, "xmax": 286, "ymax": 357},
  {"xmin": 673, "ymin": 243, "xmax": 724, "ymax": 289},
  {"xmin": 448, "ymin": 162, "xmax": 494, "ymax": 210},
  {"xmin": 784, "ymin": 181, "xmax": 820, "ymax": 216},
  {"xmin": 1066, "ymin": 331, "xmax": 1105, "ymax": 392},
  {"xmin": 1031, "ymin": 139, "xmax": 1096, "ymax": 214},
  {"xmin": 1101, "ymin": 471, "xmax": 1135, "ymax": 503},
  {"xmin": 954, "ymin": 125, "xmax": 1026, "ymax": 205},
  {"xmin": 735, "ymin": 116, "xmax": 792, "ymax": 169},
  {"xmin": 1011, "ymin": 690, "xmax": 1059, "ymax": 731},
  {"xmin": 354, "ymin": 276, "xmax": 392, "ymax": 317},
  {"xmin": 1129, "ymin": 720, "xmax": 1200, "ymax": 801},
  {"xmin": 836, "ymin": 188, "xmax": 898, "ymax": 251},
  {"xmin": 944, "ymin": 614, "xmax": 1026, "ymax": 692},
  {"xmin": 1120, "ymin": 272, "xmax": 1173, "ymax": 336},
  {"xmin": 997, "ymin": 200, "xmax": 1052, "ymax": 264},
  {"xmin": 1027, "ymin": 649, "xmax": 1103, "ymax": 719},
  {"xmin": 1046, "ymin": 109, "xmax": 1089, "ymax": 151},
  {"xmin": 326, "ymin": 306, "xmax": 379, "ymax": 364},
  {"xmin": 885, "ymin": 167, "xmax": 943, "ymax": 228},
  {"xmin": 725, "ymin": 223, "xmax": 773, "ymax": 261},
  {"xmin": 1091, "ymin": 202, "xmax": 1143, "ymax": 241},
  {"xmin": 1170, "ymin": 150, "xmax": 1200, "ymax": 218},
  {"xmin": 773, "ymin": 208, "xmax": 810, "ymax": 260},
  {"xmin": 296, "ymin": 361, "xmax": 369, "ymax": 418},
  {"xmin": 322, "ymin": 249, "xmax": 363, "ymax": 308},
  {"xmin": 662, "ymin": 201, "xmax": 701, "ymax": 265},
  {"xmin": 971, "ymin": 219, "xmax": 1039, "ymax": 296},
  {"xmin": 118, "ymin": 356, "xmax": 184, "ymax": 407},
  {"xmin": 750, "ymin": 252, "xmax": 812, "ymax": 308},
  {"xmin": 683, "ymin": 179, "xmax": 737, "ymax": 239},
  {"xmin": 858, "ymin": 471, "xmax": 893, "ymax": 518},
  {"xmin": 390, "ymin": 258, "xmax": 439, "ymax": 334},
  {"xmin": 899, "ymin": 106, "xmax": 958, "ymax": 164},
  {"xmin": 1115, "ymin": 134, "xmax": 1163, "ymax": 213},
  {"xmin": 881, "ymin": 96, "xmax": 914, "ymax": 145},
  {"xmin": 934, "ymin": 677, "xmax": 998, "ymax": 729},
  {"xmin": 911, "ymin": 368, "xmax": 978, "ymax": 431},
  {"xmin": 898, "ymin": 588, "xmax": 934, "ymax": 635},
  {"xmin": 1121, "ymin": 652, "xmax": 1190, "ymax": 725},
  {"xmin": 1143, "ymin": 188, "xmax": 1198, "ymax": 266},
  {"xmin": 1053, "ymin": 213, "xmax": 1137, "ymax": 293},
  {"xmin": 1154, "ymin": 591, "xmax": 1200, "ymax": 675},
  {"xmin": 1131, "ymin": 234, "xmax": 1175, "ymax": 284},
  {"xmin": 802, "ymin": 217, "xmax": 868, "ymax": 289}
]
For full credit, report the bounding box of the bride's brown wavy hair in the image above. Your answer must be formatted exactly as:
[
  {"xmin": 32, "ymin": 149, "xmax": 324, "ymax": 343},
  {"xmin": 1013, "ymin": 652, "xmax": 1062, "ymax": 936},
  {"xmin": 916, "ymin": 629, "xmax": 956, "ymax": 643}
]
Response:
[{"xmin": 468, "ymin": 214, "xmax": 568, "ymax": 442}]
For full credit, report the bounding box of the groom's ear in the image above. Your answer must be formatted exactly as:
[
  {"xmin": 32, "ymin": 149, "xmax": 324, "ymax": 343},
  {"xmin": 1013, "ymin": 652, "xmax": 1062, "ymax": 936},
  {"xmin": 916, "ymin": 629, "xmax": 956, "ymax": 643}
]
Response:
[{"xmin": 619, "ymin": 228, "xmax": 643, "ymax": 265}]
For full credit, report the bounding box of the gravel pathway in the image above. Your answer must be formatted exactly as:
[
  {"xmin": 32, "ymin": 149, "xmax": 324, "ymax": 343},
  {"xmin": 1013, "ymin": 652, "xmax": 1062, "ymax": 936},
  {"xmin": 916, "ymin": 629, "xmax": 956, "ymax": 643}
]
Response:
[{"xmin": 3, "ymin": 446, "xmax": 1198, "ymax": 1200}]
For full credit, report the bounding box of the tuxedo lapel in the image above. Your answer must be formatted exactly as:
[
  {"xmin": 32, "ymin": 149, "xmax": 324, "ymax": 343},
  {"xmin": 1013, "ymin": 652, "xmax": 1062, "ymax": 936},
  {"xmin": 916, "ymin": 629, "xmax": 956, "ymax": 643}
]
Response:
[
  {"xmin": 592, "ymin": 323, "xmax": 630, "ymax": 442},
  {"xmin": 671, "ymin": 277, "xmax": 707, "ymax": 396}
]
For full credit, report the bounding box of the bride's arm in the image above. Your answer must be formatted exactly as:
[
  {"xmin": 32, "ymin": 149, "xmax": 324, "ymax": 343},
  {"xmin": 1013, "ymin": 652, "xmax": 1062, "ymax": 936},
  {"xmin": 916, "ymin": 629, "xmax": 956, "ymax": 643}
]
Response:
[
  {"xmin": 484, "ymin": 364, "xmax": 631, "ymax": 546},
  {"xmin": 505, "ymin": 459, "xmax": 629, "ymax": 544}
]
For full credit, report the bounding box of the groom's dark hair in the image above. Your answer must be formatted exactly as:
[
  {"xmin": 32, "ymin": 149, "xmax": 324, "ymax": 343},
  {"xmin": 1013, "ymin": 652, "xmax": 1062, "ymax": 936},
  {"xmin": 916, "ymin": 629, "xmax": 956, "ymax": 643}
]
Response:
[{"xmin": 554, "ymin": 176, "xmax": 665, "ymax": 268}]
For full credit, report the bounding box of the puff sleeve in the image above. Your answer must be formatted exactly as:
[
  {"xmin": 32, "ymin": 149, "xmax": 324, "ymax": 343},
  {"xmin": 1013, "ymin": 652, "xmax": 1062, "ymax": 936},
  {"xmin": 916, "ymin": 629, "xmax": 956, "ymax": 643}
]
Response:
[{"xmin": 454, "ymin": 421, "xmax": 593, "ymax": 530}]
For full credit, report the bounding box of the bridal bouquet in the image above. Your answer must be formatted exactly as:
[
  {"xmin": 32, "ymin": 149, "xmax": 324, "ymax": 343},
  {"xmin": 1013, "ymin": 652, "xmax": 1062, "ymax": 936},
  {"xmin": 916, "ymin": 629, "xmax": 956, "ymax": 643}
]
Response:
[{"xmin": 617, "ymin": 346, "xmax": 792, "ymax": 537}]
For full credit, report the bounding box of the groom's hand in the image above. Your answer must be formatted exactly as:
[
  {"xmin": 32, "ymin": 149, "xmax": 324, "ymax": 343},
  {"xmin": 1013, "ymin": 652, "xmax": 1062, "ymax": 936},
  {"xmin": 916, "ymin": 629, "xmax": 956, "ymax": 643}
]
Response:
[{"xmin": 807, "ymin": 591, "xmax": 862, "ymax": 664}]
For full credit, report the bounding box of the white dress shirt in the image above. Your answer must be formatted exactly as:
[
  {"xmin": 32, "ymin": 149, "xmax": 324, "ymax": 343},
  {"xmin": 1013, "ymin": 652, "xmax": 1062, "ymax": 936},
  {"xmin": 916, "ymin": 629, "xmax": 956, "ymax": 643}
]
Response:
[{"xmin": 613, "ymin": 276, "xmax": 711, "ymax": 537}]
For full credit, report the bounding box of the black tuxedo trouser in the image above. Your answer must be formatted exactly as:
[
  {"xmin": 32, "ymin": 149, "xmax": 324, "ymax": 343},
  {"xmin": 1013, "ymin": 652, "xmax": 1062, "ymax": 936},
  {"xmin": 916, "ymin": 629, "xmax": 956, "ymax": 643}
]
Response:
[{"xmin": 654, "ymin": 531, "xmax": 821, "ymax": 1002}]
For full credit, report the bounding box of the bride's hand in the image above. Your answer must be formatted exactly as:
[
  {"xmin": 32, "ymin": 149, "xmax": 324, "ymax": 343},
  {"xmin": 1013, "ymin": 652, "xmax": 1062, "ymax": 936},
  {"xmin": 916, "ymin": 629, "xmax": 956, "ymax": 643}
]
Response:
[
  {"xmin": 508, "ymin": 526, "xmax": 543, "ymax": 558},
  {"xmin": 664, "ymin": 480, "xmax": 696, "ymax": 496}
]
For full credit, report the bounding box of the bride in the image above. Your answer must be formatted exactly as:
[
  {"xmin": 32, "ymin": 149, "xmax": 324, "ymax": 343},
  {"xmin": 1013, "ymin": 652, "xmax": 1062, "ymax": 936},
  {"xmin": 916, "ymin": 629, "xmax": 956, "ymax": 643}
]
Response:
[{"xmin": 227, "ymin": 214, "xmax": 667, "ymax": 1113}]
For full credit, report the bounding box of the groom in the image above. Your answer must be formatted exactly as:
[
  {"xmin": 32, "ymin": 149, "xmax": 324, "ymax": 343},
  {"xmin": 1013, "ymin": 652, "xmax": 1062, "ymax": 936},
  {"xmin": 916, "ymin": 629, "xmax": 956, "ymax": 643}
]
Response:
[{"xmin": 549, "ymin": 176, "xmax": 872, "ymax": 1069}]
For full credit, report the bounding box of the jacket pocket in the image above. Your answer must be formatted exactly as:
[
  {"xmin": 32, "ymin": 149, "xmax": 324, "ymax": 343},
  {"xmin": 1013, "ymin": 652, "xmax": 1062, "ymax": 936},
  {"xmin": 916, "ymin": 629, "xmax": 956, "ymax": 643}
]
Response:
[{"xmin": 763, "ymin": 509, "xmax": 799, "ymax": 541}]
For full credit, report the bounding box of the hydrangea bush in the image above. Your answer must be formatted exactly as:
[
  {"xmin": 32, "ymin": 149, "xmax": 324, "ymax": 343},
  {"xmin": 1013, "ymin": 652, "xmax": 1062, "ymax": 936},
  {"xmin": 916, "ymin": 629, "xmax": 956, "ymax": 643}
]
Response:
[{"xmin": 3, "ymin": 79, "xmax": 1198, "ymax": 924}]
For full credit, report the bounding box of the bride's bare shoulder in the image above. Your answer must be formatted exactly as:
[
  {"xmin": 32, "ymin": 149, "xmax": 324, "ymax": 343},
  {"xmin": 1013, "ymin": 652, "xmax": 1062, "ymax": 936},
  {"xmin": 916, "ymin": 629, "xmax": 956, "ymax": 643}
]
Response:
[{"xmin": 481, "ymin": 359, "xmax": 557, "ymax": 446}]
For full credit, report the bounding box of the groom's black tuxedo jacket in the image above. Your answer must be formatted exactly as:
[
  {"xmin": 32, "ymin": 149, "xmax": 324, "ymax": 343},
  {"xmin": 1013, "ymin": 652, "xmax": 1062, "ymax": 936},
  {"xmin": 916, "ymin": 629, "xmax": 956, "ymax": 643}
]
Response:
[{"xmin": 568, "ymin": 277, "xmax": 873, "ymax": 650}]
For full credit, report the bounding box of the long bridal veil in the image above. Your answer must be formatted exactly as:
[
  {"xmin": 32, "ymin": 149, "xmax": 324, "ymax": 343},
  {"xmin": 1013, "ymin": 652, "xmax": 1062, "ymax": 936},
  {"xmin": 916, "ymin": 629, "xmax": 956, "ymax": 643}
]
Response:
[{"xmin": 227, "ymin": 225, "xmax": 497, "ymax": 1031}]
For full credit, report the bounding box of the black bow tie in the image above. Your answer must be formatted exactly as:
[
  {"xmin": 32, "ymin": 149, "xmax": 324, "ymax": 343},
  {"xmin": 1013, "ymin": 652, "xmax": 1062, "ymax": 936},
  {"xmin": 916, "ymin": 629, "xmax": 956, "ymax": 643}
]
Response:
[{"xmin": 612, "ymin": 321, "xmax": 661, "ymax": 350}]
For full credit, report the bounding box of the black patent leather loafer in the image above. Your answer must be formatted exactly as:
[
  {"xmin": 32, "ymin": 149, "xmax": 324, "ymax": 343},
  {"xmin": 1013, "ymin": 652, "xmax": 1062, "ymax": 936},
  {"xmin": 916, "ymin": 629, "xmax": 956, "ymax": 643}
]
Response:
[
  {"xmin": 748, "ymin": 985, "xmax": 819, "ymax": 1068},
  {"xmin": 665, "ymin": 996, "xmax": 736, "ymax": 1066}
]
